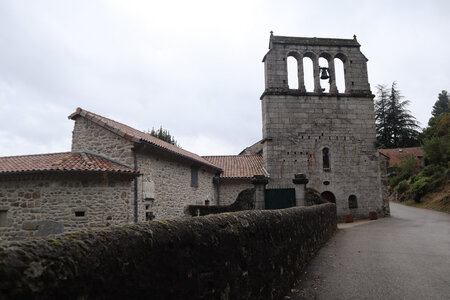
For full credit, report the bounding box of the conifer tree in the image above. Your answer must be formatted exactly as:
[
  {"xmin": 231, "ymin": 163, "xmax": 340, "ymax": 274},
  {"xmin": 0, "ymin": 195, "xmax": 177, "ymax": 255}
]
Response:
[
  {"xmin": 375, "ymin": 82, "xmax": 420, "ymax": 148},
  {"xmin": 147, "ymin": 126, "xmax": 179, "ymax": 146}
]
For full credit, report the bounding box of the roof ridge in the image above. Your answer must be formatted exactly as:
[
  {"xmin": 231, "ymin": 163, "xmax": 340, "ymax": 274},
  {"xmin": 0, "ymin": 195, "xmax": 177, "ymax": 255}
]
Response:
[
  {"xmin": 203, "ymin": 154, "xmax": 262, "ymax": 158},
  {"xmin": 68, "ymin": 108, "xmax": 222, "ymax": 171},
  {"xmin": 0, "ymin": 152, "xmax": 72, "ymax": 159}
]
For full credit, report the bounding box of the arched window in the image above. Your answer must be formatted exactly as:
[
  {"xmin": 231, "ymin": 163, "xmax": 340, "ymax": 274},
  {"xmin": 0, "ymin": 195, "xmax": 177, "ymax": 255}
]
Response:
[
  {"xmin": 322, "ymin": 148, "xmax": 330, "ymax": 169},
  {"xmin": 287, "ymin": 56, "xmax": 299, "ymax": 89},
  {"xmin": 335, "ymin": 53, "xmax": 347, "ymax": 93},
  {"xmin": 303, "ymin": 56, "xmax": 314, "ymax": 92},
  {"xmin": 319, "ymin": 57, "xmax": 330, "ymax": 93},
  {"xmin": 348, "ymin": 195, "xmax": 358, "ymax": 208},
  {"xmin": 334, "ymin": 57, "xmax": 346, "ymax": 93}
]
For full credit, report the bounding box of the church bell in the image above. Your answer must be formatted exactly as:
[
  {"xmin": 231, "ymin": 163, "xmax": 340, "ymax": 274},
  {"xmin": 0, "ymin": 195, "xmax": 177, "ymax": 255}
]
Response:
[{"xmin": 320, "ymin": 67, "xmax": 330, "ymax": 80}]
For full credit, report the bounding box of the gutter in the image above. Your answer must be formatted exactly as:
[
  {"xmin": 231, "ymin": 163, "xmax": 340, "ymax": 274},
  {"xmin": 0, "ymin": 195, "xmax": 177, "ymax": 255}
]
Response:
[{"xmin": 134, "ymin": 151, "xmax": 139, "ymax": 223}]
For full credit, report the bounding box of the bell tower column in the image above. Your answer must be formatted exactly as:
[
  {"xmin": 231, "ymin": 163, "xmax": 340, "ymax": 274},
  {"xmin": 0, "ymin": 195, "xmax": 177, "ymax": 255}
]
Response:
[
  {"xmin": 313, "ymin": 57, "xmax": 321, "ymax": 93},
  {"xmin": 329, "ymin": 59, "xmax": 338, "ymax": 94}
]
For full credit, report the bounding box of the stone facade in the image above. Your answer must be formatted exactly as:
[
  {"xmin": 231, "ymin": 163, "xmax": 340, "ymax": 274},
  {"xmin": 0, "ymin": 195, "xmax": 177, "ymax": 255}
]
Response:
[
  {"xmin": 71, "ymin": 115, "xmax": 218, "ymax": 221},
  {"xmin": 136, "ymin": 150, "xmax": 217, "ymax": 220},
  {"xmin": 215, "ymin": 179, "xmax": 254, "ymax": 205},
  {"xmin": 0, "ymin": 173, "xmax": 134, "ymax": 240},
  {"xmin": 260, "ymin": 34, "xmax": 386, "ymax": 219}
]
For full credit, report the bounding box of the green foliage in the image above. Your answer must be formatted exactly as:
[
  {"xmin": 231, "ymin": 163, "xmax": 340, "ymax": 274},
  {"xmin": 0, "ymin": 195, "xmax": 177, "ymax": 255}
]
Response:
[
  {"xmin": 431, "ymin": 90, "xmax": 449, "ymax": 117},
  {"xmin": 421, "ymin": 113, "xmax": 450, "ymax": 141},
  {"xmin": 410, "ymin": 177, "xmax": 430, "ymax": 203},
  {"xmin": 396, "ymin": 180, "xmax": 409, "ymax": 193},
  {"xmin": 388, "ymin": 156, "xmax": 419, "ymax": 188},
  {"xmin": 422, "ymin": 136, "xmax": 450, "ymax": 167},
  {"xmin": 422, "ymin": 164, "xmax": 445, "ymax": 177},
  {"xmin": 146, "ymin": 126, "xmax": 179, "ymax": 146},
  {"xmin": 375, "ymin": 82, "xmax": 420, "ymax": 148}
]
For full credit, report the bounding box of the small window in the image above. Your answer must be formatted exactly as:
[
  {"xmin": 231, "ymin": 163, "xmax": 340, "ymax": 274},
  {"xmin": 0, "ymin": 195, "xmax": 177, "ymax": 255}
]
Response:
[
  {"xmin": 204, "ymin": 200, "xmax": 210, "ymax": 206},
  {"xmin": 348, "ymin": 195, "xmax": 358, "ymax": 209},
  {"xmin": 191, "ymin": 166, "xmax": 199, "ymax": 188},
  {"xmin": 0, "ymin": 210, "xmax": 8, "ymax": 227},
  {"xmin": 145, "ymin": 211, "xmax": 155, "ymax": 221},
  {"xmin": 75, "ymin": 211, "xmax": 85, "ymax": 217},
  {"xmin": 323, "ymin": 148, "xmax": 330, "ymax": 169}
]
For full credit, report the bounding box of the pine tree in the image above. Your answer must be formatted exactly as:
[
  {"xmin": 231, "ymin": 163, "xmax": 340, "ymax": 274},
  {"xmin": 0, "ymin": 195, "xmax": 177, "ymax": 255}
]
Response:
[
  {"xmin": 375, "ymin": 82, "xmax": 420, "ymax": 148},
  {"xmin": 431, "ymin": 90, "xmax": 449, "ymax": 117},
  {"xmin": 147, "ymin": 126, "xmax": 179, "ymax": 146}
]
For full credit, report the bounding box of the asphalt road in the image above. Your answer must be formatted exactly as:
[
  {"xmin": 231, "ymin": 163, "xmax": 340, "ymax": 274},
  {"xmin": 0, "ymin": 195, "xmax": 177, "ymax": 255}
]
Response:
[{"xmin": 286, "ymin": 202, "xmax": 450, "ymax": 300}]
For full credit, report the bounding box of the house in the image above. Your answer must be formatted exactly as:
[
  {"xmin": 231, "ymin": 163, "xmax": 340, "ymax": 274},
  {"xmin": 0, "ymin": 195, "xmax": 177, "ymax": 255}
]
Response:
[
  {"xmin": 0, "ymin": 152, "xmax": 139, "ymax": 240},
  {"xmin": 379, "ymin": 147, "xmax": 425, "ymax": 168}
]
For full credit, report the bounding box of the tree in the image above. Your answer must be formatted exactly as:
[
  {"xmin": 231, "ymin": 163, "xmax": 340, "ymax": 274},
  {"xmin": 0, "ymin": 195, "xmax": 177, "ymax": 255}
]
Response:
[
  {"xmin": 375, "ymin": 82, "xmax": 420, "ymax": 148},
  {"xmin": 431, "ymin": 90, "xmax": 449, "ymax": 117},
  {"xmin": 146, "ymin": 126, "xmax": 179, "ymax": 146}
]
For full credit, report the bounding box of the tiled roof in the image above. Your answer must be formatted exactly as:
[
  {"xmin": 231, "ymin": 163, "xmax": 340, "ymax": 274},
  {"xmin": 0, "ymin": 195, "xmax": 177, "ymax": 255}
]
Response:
[
  {"xmin": 0, "ymin": 152, "xmax": 139, "ymax": 175},
  {"xmin": 202, "ymin": 155, "xmax": 264, "ymax": 179},
  {"xmin": 69, "ymin": 108, "xmax": 221, "ymax": 171},
  {"xmin": 379, "ymin": 147, "xmax": 425, "ymax": 168}
]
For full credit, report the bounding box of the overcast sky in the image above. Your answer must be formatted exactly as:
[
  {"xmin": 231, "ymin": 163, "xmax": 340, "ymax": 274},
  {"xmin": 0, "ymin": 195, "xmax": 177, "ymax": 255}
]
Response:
[{"xmin": 1, "ymin": 0, "xmax": 449, "ymax": 157}]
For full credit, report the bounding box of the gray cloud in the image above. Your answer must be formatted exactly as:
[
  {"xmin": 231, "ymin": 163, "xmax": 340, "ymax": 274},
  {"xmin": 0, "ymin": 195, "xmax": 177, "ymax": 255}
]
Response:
[{"xmin": 1, "ymin": 0, "xmax": 449, "ymax": 157}]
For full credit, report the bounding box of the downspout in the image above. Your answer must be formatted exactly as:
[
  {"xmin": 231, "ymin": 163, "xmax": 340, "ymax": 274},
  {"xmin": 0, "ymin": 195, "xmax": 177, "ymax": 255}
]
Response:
[
  {"xmin": 214, "ymin": 175, "xmax": 220, "ymax": 206},
  {"xmin": 134, "ymin": 151, "xmax": 139, "ymax": 222}
]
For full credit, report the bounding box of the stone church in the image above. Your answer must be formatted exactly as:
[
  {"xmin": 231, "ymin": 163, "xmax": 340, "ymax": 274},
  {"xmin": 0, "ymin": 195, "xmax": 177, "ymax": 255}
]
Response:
[{"xmin": 0, "ymin": 34, "xmax": 388, "ymax": 240}]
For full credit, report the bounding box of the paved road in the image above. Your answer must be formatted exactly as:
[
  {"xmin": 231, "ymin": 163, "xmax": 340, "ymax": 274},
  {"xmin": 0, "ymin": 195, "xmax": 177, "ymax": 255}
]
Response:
[{"xmin": 286, "ymin": 202, "xmax": 450, "ymax": 300}]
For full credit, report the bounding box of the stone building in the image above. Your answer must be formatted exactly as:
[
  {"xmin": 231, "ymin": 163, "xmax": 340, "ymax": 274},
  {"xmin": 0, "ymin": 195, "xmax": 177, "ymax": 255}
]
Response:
[
  {"xmin": 0, "ymin": 152, "xmax": 139, "ymax": 240},
  {"xmin": 248, "ymin": 33, "xmax": 388, "ymax": 219},
  {"xmin": 0, "ymin": 33, "xmax": 388, "ymax": 240}
]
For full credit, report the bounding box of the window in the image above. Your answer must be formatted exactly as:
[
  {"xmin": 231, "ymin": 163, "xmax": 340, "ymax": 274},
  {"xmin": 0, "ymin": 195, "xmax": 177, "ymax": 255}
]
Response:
[
  {"xmin": 348, "ymin": 195, "xmax": 358, "ymax": 208},
  {"xmin": 322, "ymin": 148, "xmax": 330, "ymax": 169},
  {"xmin": 191, "ymin": 166, "xmax": 199, "ymax": 188},
  {"xmin": 75, "ymin": 211, "xmax": 85, "ymax": 217},
  {"xmin": 0, "ymin": 210, "xmax": 7, "ymax": 227}
]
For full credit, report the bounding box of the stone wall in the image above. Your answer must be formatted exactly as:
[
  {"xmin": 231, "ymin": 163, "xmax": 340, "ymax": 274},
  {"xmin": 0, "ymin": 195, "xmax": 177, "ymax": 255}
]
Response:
[
  {"xmin": 136, "ymin": 149, "xmax": 218, "ymax": 221},
  {"xmin": 216, "ymin": 179, "xmax": 254, "ymax": 205},
  {"xmin": 379, "ymin": 153, "xmax": 390, "ymax": 216},
  {"xmin": 0, "ymin": 173, "xmax": 135, "ymax": 241},
  {"xmin": 0, "ymin": 203, "xmax": 336, "ymax": 299},
  {"xmin": 262, "ymin": 94, "xmax": 383, "ymax": 219},
  {"xmin": 71, "ymin": 116, "xmax": 135, "ymax": 167}
]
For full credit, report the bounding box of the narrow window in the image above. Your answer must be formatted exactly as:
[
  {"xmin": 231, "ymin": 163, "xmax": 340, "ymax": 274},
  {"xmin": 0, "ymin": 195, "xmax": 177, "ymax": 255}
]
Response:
[
  {"xmin": 287, "ymin": 56, "xmax": 299, "ymax": 89},
  {"xmin": 204, "ymin": 200, "xmax": 210, "ymax": 206},
  {"xmin": 348, "ymin": 195, "xmax": 358, "ymax": 208},
  {"xmin": 75, "ymin": 211, "xmax": 85, "ymax": 217},
  {"xmin": 303, "ymin": 56, "xmax": 314, "ymax": 92},
  {"xmin": 191, "ymin": 166, "xmax": 199, "ymax": 188},
  {"xmin": 145, "ymin": 211, "xmax": 155, "ymax": 221},
  {"xmin": 319, "ymin": 57, "xmax": 330, "ymax": 93},
  {"xmin": 322, "ymin": 148, "xmax": 330, "ymax": 169},
  {"xmin": 334, "ymin": 58, "xmax": 346, "ymax": 93},
  {"xmin": 0, "ymin": 210, "xmax": 8, "ymax": 227}
]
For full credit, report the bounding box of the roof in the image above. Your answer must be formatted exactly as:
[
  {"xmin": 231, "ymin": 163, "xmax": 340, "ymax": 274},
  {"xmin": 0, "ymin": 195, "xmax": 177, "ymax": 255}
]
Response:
[
  {"xmin": 68, "ymin": 108, "xmax": 221, "ymax": 171},
  {"xmin": 270, "ymin": 35, "xmax": 360, "ymax": 47},
  {"xmin": 239, "ymin": 140, "xmax": 263, "ymax": 156},
  {"xmin": 0, "ymin": 152, "xmax": 139, "ymax": 175},
  {"xmin": 379, "ymin": 147, "xmax": 425, "ymax": 168},
  {"xmin": 202, "ymin": 155, "xmax": 264, "ymax": 179}
]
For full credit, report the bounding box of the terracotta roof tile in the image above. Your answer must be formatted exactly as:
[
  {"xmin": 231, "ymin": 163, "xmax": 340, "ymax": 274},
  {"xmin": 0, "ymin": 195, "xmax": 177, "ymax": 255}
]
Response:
[
  {"xmin": 203, "ymin": 155, "xmax": 264, "ymax": 179},
  {"xmin": 0, "ymin": 152, "xmax": 139, "ymax": 175},
  {"xmin": 69, "ymin": 108, "xmax": 221, "ymax": 171},
  {"xmin": 379, "ymin": 147, "xmax": 425, "ymax": 168}
]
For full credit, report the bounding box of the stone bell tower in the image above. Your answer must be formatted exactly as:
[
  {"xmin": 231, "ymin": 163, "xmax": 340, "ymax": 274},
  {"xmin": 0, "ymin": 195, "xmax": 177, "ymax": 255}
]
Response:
[{"xmin": 260, "ymin": 33, "xmax": 386, "ymax": 219}]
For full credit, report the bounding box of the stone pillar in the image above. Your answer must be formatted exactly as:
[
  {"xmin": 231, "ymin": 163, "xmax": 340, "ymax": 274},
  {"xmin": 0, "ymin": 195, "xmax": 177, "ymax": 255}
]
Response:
[
  {"xmin": 292, "ymin": 173, "xmax": 309, "ymax": 206},
  {"xmin": 313, "ymin": 57, "xmax": 321, "ymax": 93},
  {"xmin": 328, "ymin": 59, "xmax": 338, "ymax": 94},
  {"xmin": 251, "ymin": 175, "xmax": 269, "ymax": 210},
  {"xmin": 297, "ymin": 56, "xmax": 306, "ymax": 92}
]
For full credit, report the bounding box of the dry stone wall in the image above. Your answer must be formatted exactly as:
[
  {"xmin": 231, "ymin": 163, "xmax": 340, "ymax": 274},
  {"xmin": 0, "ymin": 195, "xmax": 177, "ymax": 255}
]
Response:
[
  {"xmin": 0, "ymin": 203, "xmax": 337, "ymax": 299},
  {"xmin": 0, "ymin": 173, "xmax": 134, "ymax": 241}
]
